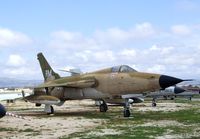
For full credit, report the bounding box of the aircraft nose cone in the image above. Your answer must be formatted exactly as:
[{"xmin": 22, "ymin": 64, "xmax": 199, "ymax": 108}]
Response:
[
  {"xmin": 174, "ymin": 86, "xmax": 185, "ymax": 94},
  {"xmin": 0, "ymin": 103, "xmax": 6, "ymax": 118},
  {"xmin": 159, "ymin": 75, "xmax": 183, "ymax": 89}
]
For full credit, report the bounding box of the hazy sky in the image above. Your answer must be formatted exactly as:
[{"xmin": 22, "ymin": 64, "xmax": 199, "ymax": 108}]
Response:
[{"xmin": 1, "ymin": 0, "xmax": 200, "ymax": 79}]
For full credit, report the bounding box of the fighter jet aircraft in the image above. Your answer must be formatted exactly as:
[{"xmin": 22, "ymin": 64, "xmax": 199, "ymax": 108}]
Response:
[
  {"xmin": 24, "ymin": 53, "xmax": 186, "ymax": 117},
  {"xmin": 0, "ymin": 88, "xmax": 32, "ymax": 103},
  {"xmin": 146, "ymin": 86, "xmax": 186, "ymax": 106},
  {"xmin": 0, "ymin": 103, "xmax": 6, "ymax": 118}
]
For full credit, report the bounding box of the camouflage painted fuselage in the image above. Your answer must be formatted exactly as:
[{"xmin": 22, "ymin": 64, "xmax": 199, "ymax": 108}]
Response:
[
  {"xmin": 39, "ymin": 70, "xmax": 161, "ymax": 101},
  {"xmin": 30, "ymin": 53, "xmax": 184, "ymax": 104}
]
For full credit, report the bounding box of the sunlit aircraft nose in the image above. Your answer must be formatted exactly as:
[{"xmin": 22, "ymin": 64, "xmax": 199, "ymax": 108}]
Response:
[
  {"xmin": 174, "ymin": 86, "xmax": 185, "ymax": 94},
  {"xmin": 0, "ymin": 103, "xmax": 6, "ymax": 118},
  {"xmin": 159, "ymin": 75, "xmax": 183, "ymax": 89}
]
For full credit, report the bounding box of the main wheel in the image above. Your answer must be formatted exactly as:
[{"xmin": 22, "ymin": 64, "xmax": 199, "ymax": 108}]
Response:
[
  {"xmin": 99, "ymin": 104, "xmax": 108, "ymax": 112},
  {"xmin": 36, "ymin": 103, "xmax": 41, "ymax": 107},
  {"xmin": 123, "ymin": 109, "xmax": 130, "ymax": 117},
  {"xmin": 152, "ymin": 102, "xmax": 157, "ymax": 107}
]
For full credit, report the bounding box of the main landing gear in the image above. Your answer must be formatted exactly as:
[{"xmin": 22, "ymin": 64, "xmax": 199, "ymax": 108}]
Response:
[
  {"xmin": 99, "ymin": 99, "xmax": 108, "ymax": 112},
  {"xmin": 124, "ymin": 98, "xmax": 131, "ymax": 117},
  {"xmin": 152, "ymin": 98, "xmax": 157, "ymax": 107},
  {"xmin": 45, "ymin": 104, "xmax": 54, "ymax": 115}
]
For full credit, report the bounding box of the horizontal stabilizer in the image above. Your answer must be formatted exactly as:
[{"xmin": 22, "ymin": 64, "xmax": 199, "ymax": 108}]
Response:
[{"xmin": 59, "ymin": 69, "xmax": 82, "ymax": 76}]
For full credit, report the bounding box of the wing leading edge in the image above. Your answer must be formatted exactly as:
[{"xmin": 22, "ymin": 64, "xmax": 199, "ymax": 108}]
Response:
[{"xmin": 36, "ymin": 77, "xmax": 97, "ymax": 89}]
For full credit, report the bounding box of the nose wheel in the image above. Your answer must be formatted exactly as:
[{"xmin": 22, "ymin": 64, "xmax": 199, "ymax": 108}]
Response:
[
  {"xmin": 124, "ymin": 98, "xmax": 131, "ymax": 117},
  {"xmin": 124, "ymin": 109, "xmax": 130, "ymax": 117}
]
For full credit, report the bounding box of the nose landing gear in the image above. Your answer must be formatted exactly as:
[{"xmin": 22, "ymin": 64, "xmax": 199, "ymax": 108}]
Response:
[{"xmin": 123, "ymin": 98, "xmax": 131, "ymax": 117}]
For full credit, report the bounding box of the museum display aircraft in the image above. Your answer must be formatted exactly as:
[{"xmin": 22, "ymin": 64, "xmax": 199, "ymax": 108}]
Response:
[{"xmin": 24, "ymin": 53, "xmax": 187, "ymax": 117}]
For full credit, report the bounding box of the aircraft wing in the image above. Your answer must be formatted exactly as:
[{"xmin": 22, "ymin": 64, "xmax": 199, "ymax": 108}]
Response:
[{"xmin": 36, "ymin": 78, "xmax": 97, "ymax": 89}]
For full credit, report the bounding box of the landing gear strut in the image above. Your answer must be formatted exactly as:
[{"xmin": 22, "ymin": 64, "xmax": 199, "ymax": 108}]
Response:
[
  {"xmin": 124, "ymin": 98, "xmax": 131, "ymax": 117},
  {"xmin": 99, "ymin": 99, "xmax": 108, "ymax": 112},
  {"xmin": 45, "ymin": 104, "xmax": 54, "ymax": 115},
  {"xmin": 152, "ymin": 98, "xmax": 157, "ymax": 107}
]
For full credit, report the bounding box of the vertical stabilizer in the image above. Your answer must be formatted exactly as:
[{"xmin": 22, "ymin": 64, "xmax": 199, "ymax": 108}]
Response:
[{"xmin": 37, "ymin": 53, "xmax": 60, "ymax": 81}]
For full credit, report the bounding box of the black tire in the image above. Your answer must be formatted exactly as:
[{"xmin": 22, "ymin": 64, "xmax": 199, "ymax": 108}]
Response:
[
  {"xmin": 99, "ymin": 104, "xmax": 107, "ymax": 112},
  {"xmin": 124, "ymin": 109, "xmax": 130, "ymax": 117},
  {"xmin": 152, "ymin": 102, "xmax": 157, "ymax": 107},
  {"xmin": 36, "ymin": 103, "xmax": 41, "ymax": 107}
]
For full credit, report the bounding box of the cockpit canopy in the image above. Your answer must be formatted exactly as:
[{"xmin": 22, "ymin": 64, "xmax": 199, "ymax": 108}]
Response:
[
  {"xmin": 91, "ymin": 65, "xmax": 137, "ymax": 74},
  {"xmin": 111, "ymin": 65, "xmax": 137, "ymax": 73}
]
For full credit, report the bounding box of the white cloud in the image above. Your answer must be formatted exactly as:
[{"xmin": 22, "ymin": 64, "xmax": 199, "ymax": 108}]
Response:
[
  {"xmin": 7, "ymin": 54, "xmax": 26, "ymax": 67},
  {"xmin": 120, "ymin": 49, "xmax": 136, "ymax": 57},
  {"xmin": 2, "ymin": 23, "xmax": 200, "ymax": 79},
  {"xmin": 171, "ymin": 25, "xmax": 191, "ymax": 36},
  {"xmin": 49, "ymin": 22, "xmax": 156, "ymax": 51},
  {"xmin": 94, "ymin": 50, "xmax": 116, "ymax": 62},
  {"xmin": 3, "ymin": 67, "xmax": 38, "ymax": 78},
  {"xmin": 94, "ymin": 22, "xmax": 156, "ymax": 45},
  {"xmin": 146, "ymin": 64, "xmax": 166, "ymax": 73},
  {"xmin": 163, "ymin": 55, "xmax": 195, "ymax": 65},
  {"xmin": 94, "ymin": 27, "xmax": 129, "ymax": 44},
  {"xmin": 134, "ymin": 22, "xmax": 155, "ymax": 38},
  {"xmin": 0, "ymin": 28, "xmax": 32, "ymax": 47},
  {"xmin": 51, "ymin": 31, "xmax": 82, "ymax": 41},
  {"xmin": 74, "ymin": 50, "xmax": 115, "ymax": 63},
  {"xmin": 149, "ymin": 45, "xmax": 174, "ymax": 55},
  {"xmin": 42, "ymin": 23, "xmax": 200, "ymax": 79}
]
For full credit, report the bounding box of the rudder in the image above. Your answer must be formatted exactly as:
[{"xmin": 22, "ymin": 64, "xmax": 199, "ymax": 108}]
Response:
[{"xmin": 37, "ymin": 53, "xmax": 60, "ymax": 81}]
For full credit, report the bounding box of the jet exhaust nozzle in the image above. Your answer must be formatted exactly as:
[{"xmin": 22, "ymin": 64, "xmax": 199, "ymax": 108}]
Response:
[{"xmin": 159, "ymin": 75, "xmax": 183, "ymax": 89}]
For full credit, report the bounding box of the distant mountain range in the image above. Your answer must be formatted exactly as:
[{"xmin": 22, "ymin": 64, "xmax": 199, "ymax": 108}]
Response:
[{"xmin": 0, "ymin": 77, "xmax": 42, "ymax": 88}]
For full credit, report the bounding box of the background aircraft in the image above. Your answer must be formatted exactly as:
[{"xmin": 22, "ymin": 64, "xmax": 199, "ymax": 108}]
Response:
[
  {"xmin": 146, "ymin": 86, "xmax": 199, "ymax": 106},
  {"xmin": 24, "ymin": 53, "xmax": 186, "ymax": 117},
  {"xmin": 0, "ymin": 88, "xmax": 32, "ymax": 103},
  {"xmin": 0, "ymin": 89, "xmax": 32, "ymax": 119},
  {"xmin": 146, "ymin": 86, "xmax": 186, "ymax": 106}
]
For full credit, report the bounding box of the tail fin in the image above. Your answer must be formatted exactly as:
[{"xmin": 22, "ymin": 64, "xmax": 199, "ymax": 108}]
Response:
[{"xmin": 37, "ymin": 53, "xmax": 60, "ymax": 81}]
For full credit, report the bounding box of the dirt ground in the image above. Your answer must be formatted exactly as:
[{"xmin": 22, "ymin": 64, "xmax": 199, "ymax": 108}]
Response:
[
  {"xmin": 0, "ymin": 99, "xmax": 198, "ymax": 139},
  {"xmin": 0, "ymin": 100, "xmax": 103, "ymax": 139}
]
